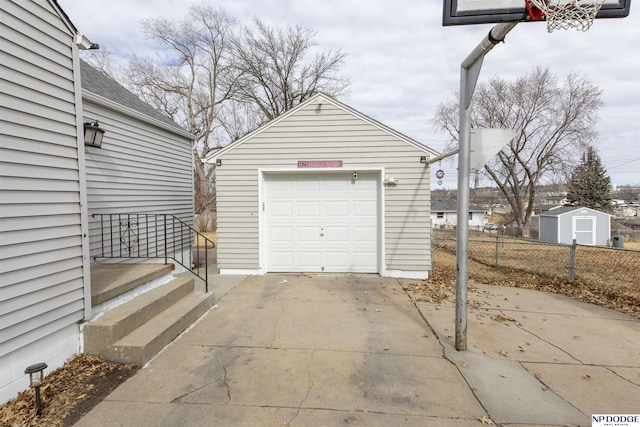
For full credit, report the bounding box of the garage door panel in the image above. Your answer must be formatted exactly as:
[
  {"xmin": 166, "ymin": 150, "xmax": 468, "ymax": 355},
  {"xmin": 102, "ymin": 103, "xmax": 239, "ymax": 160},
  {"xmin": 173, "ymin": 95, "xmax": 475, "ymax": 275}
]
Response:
[
  {"xmin": 325, "ymin": 178, "xmax": 349, "ymax": 192},
  {"xmin": 326, "ymin": 200, "xmax": 349, "ymax": 216},
  {"xmin": 268, "ymin": 226, "xmax": 293, "ymax": 242},
  {"xmin": 297, "ymin": 201, "xmax": 321, "ymax": 216},
  {"xmin": 298, "ymin": 251, "xmax": 322, "ymax": 269},
  {"xmin": 297, "ymin": 227, "xmax": 320, "ymax": 242},
  {"xmin": 325, "ymin": 226, "xmax": 349, "ymax": 242},
  {"xmin": 325, "ymin": 251, "xmax": 350, "ymax": 270},
  {"xmin": 266, "ymin": 172, "xmax": 378, "ymax": 273},
  {"xmin": 296, "ymin": 179, "xmax": 321, "ymax": 192},
  {"xmin": 353, "ymin": 200, "xmax": 377, "ymax": 217},
  {"xmin": 269, "ymin": 252, "xmax": 294, "ymax": 269},
  {"xmin": 270, "ymin": 201, "xmax": 293, "ymax": 216},
  {"xmin": 353, "ymin": 226, "xmax": 376, "ymax": 242}
]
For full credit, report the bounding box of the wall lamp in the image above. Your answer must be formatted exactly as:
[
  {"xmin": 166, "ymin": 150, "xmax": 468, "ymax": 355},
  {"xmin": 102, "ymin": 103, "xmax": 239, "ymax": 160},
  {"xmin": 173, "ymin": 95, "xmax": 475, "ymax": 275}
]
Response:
[
  {"xmin": 25, "ymin": 362, "xmax": 47, "ymax": 416},
  {"xmin": 215, "ymin": 159, "xmax": 222, "ymax": 166},
  {"xmin": 84, "ymin": 121, "xmax": 105, "ymax": 148},
  {"xmin": 420, "ymin": 156, "xmax": 427, "ymax": 164}
]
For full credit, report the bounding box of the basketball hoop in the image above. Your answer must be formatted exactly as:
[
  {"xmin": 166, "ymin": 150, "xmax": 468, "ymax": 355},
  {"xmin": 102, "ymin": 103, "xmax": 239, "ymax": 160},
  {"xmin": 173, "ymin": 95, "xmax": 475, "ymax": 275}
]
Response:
[{"xmin": 526, "ymin": 0, "xmax": 605, "ymax": 32}]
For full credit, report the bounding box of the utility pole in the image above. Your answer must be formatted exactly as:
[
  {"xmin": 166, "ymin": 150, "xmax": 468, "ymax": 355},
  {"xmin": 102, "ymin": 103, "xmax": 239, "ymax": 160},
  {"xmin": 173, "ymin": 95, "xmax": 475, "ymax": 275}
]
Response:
[{"xmin": 455, "ymin": 22, "xmax": 517, "ymax": 351}]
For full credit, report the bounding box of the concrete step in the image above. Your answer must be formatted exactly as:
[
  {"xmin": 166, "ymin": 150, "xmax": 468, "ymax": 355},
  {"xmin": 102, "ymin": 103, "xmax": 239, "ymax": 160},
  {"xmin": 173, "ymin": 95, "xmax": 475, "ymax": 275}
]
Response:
[
  {"xmin": 91, "ymin": 263, "xmax": 174, "ymax": 306},
  {"xmin": 109, "ymin": 292, "xmax": 214, "ymax": 364},
  {"xmin": 84, "ymin": 276, "xmax": 194, "ymax": 352},
  {"xmin": 84, "ymin": 276, "xmax": 214, "ymax": 364}
]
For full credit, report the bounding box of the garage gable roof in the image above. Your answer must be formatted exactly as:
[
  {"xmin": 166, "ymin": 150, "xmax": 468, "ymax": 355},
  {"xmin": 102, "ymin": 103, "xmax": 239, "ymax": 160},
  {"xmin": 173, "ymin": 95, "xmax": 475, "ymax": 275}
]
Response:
[{"xmin": 205, "ymin": 93, "xmax": 439, "ymax": 163}]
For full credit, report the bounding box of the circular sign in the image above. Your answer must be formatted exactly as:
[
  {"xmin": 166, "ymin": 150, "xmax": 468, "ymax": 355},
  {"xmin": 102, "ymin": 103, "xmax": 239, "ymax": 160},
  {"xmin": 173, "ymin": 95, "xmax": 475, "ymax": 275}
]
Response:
[{"xmin": 436, "ymin": 169, "xmax": 445, "ymax": 179}]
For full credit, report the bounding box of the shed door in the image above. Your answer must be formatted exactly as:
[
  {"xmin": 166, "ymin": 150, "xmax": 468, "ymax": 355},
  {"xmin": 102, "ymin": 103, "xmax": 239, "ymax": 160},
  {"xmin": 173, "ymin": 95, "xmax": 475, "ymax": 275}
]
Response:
[
  {"xmin": 265, "ymin": 172, "xmax": 378, "ymax": 273},
  {"xmin": 573, "ymin": 216, "xmax": 595, "ymax": 245}
]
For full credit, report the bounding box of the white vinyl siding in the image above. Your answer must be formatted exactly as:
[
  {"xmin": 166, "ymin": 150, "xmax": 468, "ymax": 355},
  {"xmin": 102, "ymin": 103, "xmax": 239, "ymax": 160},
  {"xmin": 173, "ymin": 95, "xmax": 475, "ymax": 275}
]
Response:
[
  {"xmin": 82, "ymin": 100, "xmax": 194, "ymax": 258},
  {"xmin": 216, "ymin": 96, "xmax": 433, "ymax": 274},
  {"xmin": 0, "ymin": 0, "xmax": 83, "ymax": 357}
]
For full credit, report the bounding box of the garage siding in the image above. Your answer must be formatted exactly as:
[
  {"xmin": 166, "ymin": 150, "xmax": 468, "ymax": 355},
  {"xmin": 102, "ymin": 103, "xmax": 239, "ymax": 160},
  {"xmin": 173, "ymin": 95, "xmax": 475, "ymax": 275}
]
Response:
[{"xmin": 216, "ymin": 96, "xmax": 433, "ymax": 274}]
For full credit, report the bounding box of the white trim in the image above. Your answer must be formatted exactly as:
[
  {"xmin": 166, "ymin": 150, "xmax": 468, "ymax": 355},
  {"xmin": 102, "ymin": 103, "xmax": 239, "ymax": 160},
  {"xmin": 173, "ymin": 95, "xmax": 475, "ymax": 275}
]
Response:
[
  {"xmin": 379, "ymin": 167, "xmax": 387, "ymax": 277},
  {"xmin": 72, "ymin": 44, "xmax": 92, "ymax": 321},
  {"xmin": 259, "ymin": 168, "xmax": 384, "ymax": 275},
  {"xmin": 385, "ymin": 270, "xmax": 429, "ymax": 280},
  {"xmin": 220, "ymin": 269, "xmax": 259, "ymax": 276},
  {"xmin": 572, "ymin": 216, "xmax": 596, "ymax": 246}
]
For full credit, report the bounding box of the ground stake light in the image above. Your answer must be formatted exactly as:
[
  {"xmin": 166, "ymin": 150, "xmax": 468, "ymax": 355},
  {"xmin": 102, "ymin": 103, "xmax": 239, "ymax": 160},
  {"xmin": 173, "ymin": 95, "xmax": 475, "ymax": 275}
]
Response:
[{"xmin": 24, "ymin": 363, "xmax": 47, "ymax": 416}]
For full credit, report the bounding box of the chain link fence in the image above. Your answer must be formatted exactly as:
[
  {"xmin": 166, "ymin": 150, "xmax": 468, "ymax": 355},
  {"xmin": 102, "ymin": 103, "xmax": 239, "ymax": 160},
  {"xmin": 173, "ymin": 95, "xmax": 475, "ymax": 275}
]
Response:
[{"xmin": 433, "ymin": 229, "xmax": 640, "ymax": 287}]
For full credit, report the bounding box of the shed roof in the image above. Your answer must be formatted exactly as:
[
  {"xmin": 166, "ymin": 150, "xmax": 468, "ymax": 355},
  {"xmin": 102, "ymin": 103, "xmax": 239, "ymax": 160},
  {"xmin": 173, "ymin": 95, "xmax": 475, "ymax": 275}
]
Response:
[
  {"xmin": 431, "ymin": 199, "xmax": 485, "ymax": 213},
  {"xmin": 204, "ymin": 93, "xmax": 439, "ymax": 163},
  {"xmin": 80, "ymin": 60, "xmax": 193, "ymax": 138},
  {"xmin": 539, "ymin": 206, "xmax": 612, "ymax": 217}
]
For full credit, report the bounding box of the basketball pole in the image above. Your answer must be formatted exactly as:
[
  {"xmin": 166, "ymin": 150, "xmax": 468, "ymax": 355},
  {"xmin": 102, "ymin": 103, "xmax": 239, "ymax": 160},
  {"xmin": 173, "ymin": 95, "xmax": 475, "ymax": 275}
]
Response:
[{"xmin": 455, "ymin": 22, "xmax": 517, "ymax": 352}]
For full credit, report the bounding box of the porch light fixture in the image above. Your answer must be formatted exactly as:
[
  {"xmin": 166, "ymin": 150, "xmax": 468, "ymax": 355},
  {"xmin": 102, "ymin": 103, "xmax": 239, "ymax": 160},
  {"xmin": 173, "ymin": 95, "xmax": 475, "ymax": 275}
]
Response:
[
  {"xmin": 25, "ymin": 362, "xmax": 47, "ymax": 416},
  {"xmin": 420, "ymin": 156, "xmax": 427, "ymax": 163},
  {"xmin": 215, "ymin": 159, "xmax": 222, "ymax": 166},
  {"xmin": 84, "ymin": 121, "xmax": 105, "ymax": 148}
]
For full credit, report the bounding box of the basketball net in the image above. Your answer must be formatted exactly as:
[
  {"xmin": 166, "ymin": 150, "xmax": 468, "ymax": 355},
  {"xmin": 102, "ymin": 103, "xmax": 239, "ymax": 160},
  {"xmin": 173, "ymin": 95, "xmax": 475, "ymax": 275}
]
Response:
[{"xmin": 526, "ymin": 0, "xmax": 606, "ymax": 32}]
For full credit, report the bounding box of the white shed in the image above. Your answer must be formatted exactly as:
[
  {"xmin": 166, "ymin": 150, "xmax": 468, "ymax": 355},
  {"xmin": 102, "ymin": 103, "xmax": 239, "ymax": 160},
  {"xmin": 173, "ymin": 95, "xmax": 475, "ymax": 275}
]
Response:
[{"xmin": 206, "ymin": 93, "xmax": 439, "ymax": 279}]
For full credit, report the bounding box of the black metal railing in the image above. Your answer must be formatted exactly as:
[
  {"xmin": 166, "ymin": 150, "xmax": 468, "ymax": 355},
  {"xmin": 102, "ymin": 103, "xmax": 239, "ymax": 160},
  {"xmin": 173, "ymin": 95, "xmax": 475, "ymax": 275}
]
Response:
[{"xmin": 92, "ymin": 213, "xmax": 214, "ymax": 292}]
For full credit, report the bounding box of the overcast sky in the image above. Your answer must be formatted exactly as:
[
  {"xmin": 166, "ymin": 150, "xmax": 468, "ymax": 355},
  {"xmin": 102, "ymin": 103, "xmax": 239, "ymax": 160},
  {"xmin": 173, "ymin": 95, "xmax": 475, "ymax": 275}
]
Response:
[{"xmin": 58, "ymin": 0, "xmax": 640, "ymax": 189}]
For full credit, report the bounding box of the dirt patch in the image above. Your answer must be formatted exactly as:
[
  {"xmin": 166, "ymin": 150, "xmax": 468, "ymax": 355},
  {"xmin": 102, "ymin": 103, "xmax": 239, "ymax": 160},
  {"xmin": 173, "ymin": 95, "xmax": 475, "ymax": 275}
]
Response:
[
  {"xmin": 404, "ymin": 249, "xmax": 640, "ymax": 319},
  {"xmin": 0, "ymin": 354, "xmax": 139, "ymax": 427}
]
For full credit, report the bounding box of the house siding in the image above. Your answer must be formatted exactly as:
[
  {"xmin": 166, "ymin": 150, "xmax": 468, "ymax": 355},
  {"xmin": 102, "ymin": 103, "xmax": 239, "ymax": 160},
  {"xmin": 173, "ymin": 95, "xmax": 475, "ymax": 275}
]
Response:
[
  {"xmin": 216, "ymin": 96, "xmax": 433, "ymax": 274},
  {"xmin": 82, "ymin": 99, "xmax": 195, "ymax": 259},
  {"xmin": 0, "ymin": 0, "xmax": 83, "ymax": 401}
]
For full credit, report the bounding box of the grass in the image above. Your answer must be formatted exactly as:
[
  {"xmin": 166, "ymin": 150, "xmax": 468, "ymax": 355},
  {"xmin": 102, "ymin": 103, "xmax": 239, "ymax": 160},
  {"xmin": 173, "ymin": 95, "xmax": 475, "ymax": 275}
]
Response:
[{"xmin": 193, "ymin": 231, "xmax": 217, "ymax": 248}]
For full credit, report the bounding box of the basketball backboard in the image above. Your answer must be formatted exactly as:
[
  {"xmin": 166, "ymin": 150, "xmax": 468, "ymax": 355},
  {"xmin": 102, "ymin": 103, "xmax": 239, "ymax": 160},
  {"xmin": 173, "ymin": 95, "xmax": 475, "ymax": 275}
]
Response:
[{"xmin": 443, "ymin": 0, "xmax": 631, "ymax": 26}]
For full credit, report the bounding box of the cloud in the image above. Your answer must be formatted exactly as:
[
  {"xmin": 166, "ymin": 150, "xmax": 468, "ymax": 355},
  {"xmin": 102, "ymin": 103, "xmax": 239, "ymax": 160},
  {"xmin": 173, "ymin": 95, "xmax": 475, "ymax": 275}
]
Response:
[{"xmin": 58, "ymin": 0, "xmax": 640, "ymax": 185}]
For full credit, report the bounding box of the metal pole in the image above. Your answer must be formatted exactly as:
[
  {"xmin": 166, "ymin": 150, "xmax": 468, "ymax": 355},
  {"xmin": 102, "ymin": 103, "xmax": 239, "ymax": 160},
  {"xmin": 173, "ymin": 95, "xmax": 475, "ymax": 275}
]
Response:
[{"xmin": 455, "ymin": 22, "xmax": 517, "ymax": 351}]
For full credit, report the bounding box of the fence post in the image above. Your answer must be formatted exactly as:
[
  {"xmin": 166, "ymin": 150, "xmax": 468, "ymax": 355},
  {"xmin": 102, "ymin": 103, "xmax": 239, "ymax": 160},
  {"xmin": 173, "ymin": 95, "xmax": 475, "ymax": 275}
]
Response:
[
  {"xmin": 495, "ymin": 235, "xmax": 499, "ymax": 267},
  {"xmin": 568, "ymin": 239, "xmax": 577, "ymax": 282}
]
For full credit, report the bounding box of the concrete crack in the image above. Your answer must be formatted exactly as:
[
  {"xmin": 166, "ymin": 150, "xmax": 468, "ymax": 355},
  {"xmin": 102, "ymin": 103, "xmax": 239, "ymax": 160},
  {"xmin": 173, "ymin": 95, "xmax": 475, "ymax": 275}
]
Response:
[
  {"xmin": 288, "ymin": 351, "xmax": 314, "ymax": 425},
  {"xmin": 271, "ymin": 300, "xmax": 285, "ymax": 348},
  {"xmin": 510, "ymin": 311, "xmax": 583, "ymax": 363},
  {"xmin": 218, "ymin": 357, "xmax": 232, "ymax": 402},
  {"xmin": 606, "ymin": 366, "xmax": 640, "ymax": 387},
  {"xmin": 170, "ymin": 383, "xmax": 210, "ymax": 403}
]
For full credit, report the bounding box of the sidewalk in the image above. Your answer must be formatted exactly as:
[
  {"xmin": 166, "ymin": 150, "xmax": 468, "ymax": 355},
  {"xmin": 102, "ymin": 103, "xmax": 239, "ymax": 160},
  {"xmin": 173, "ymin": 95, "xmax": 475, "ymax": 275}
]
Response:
[
  {"xmin": 75, "ymin": 274, "xmax": 640, "ymax": 426},
  {"xmin": 409, "ymin": 282, "xmax": 640, "ymax": 425}
]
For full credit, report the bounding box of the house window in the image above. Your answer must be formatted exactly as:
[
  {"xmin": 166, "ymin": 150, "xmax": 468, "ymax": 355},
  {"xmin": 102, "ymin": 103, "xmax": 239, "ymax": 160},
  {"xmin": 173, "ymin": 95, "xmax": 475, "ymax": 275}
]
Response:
[{"xmin": 437, "ymin": 212, "xmax": 444, "ymax": 218}]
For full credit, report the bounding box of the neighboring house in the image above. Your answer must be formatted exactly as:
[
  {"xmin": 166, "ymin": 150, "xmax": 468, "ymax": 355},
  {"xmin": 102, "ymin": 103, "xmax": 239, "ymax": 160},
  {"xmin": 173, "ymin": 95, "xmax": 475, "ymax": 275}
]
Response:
[
  {"xmin": 539, "ymin": 206, "xmax": 611, "ymax": 246},
  {"xmin": 1, "ymin": 0, "xmax": 194, "ymax": 403},
  {"xmin": 205, "ymin": 93, "xmax": 439, "ymax": 279},
  {"xmin": 431, "ymin": 199, "xmax": 486, "ymax": 231}
]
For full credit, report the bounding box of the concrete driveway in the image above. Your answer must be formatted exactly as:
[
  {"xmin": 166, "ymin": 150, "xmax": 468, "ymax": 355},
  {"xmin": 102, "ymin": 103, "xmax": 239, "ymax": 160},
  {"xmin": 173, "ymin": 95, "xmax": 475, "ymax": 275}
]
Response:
[
  {"xmin": 76, "ymin": 274, "xmax": 486, "ymax": 426},
  {"xmin": 76, "ymin": 273, "xmax": 640, "ymax": 426}
]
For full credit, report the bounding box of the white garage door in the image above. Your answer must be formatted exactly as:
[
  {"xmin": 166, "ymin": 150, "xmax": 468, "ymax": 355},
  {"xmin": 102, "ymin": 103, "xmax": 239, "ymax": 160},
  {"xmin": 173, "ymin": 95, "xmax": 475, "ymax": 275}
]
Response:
[{"xmin": 265, "ymin": 172, "xmax": 379, "ymax": 273}]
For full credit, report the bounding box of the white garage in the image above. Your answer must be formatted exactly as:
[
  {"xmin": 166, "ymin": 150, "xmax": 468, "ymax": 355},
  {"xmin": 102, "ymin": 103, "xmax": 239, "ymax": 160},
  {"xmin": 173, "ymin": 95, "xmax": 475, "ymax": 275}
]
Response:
[
  {"xmin": 265, "ymin": 172, "xmax": 379, "ymax": 273},
  {"xmin": 206, "ymin": 93, "xmax": 439, "ymax": 279}
]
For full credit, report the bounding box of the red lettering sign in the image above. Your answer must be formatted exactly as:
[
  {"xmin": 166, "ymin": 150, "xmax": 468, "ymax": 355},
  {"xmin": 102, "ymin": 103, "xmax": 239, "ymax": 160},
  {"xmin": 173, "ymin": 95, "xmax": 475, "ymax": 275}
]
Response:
[{"xmin": 297, "ymin": 160, "xmax": 343, "ymax": 168}]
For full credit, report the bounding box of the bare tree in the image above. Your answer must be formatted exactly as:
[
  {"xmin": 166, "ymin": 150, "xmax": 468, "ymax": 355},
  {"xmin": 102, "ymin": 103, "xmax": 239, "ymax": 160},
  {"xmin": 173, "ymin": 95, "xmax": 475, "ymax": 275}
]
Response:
[
  {"xmin": 433, "ymin": 66, "xmax": 602, "ymax": 235},
  {"xmin": 233, "ymin": 19, "xmax": 349, "ymax": 122},
  {"xmin": 125, "ymin": 5, "xmax": 240, "ymax": 215},
  {"xmin": 122, "ymin": 6, "xmax": 350, "ymax": 218}
]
